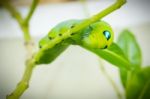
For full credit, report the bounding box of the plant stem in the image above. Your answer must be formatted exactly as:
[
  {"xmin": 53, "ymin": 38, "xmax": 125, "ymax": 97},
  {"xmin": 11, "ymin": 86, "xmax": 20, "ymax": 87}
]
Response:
[
  {"xmin": 1, "ymin": 0, "xmax": 38, "ymax": 60},
  {"xmin": 24, "ymin": 0, "xmax": 39, "ymax": 25},
  {"xmin": 1, "ymin": 0, "xmax": 39, "ymax": 43},
  {"xmin": 6, "ymin": 59, "xmax": 36, "ymax": 99},
  {"xmin": 90, "ymin": 0, "xmax": 126, "ymax": 22},
  {"xmin": 0, "ymin": 0, "xmax": 39, "ymax": 99},
  {"xmin": 138, "ymin": 80, "xmax": 150, "ymax": 99},
  {"xmin": 99, "ymin": 59, "xmax": 123, "ymax": 99},
  {"xmin": 21, "ymin": 25, "xmax": 32, "ymax": 44},
  {"xmin": 0, "ymin": 1, "xmax": 23, "ymax": 26}
]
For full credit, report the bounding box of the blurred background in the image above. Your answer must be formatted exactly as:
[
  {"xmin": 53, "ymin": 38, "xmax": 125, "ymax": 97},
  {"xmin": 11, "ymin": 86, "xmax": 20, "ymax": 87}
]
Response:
[{"xmin": 0, "ymin": 0, "xmax": 150, "ymax": 99}]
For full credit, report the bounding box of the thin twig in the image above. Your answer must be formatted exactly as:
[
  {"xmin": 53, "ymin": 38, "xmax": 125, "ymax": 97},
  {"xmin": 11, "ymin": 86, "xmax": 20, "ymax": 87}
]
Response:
[
  {"xmin": 0, "ymin": 1, "xmax": 23, "ymax": 25},
  {"xmin": 0, "ymin": 0, "xmax": 39, "ymax": 99},
  {"xmin": 99, "ymin": 59, "xmax": 123, "ymax": 99},
  {"xmin": 138, "ymin": 80, "xmax": 150, "ymax": 99},
  {"xmin": 24, "ymin": 0, "xmax": 39, "ymax": 26},
  {"xmin": 6, "ymin": 59, "xmax": 36, "ymax": 99}
]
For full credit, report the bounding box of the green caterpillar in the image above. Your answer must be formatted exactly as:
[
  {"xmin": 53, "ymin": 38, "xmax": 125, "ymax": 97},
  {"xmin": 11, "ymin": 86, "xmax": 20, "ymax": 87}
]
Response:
[{"xmin": 37, "ymin": 19, "xmax": 114, "ymax": 64}]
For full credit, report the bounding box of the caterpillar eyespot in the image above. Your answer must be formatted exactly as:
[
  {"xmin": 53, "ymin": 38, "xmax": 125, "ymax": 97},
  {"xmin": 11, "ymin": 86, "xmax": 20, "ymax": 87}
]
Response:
[
  {"xmin": 82, "ymin": 21, "xmax": 114, "ymax": 49},
  {"xmin": 103, "ymin": 30, "xmax": 111, "ymax": 40}
]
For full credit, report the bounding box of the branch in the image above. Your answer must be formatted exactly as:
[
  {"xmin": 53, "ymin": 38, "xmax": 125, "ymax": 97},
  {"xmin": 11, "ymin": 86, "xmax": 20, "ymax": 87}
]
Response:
[
  {"xmin": 22, "ymin": 0, "xmax": 39, "ymax": 42},
  {"xmin": 0, "ymin": 0, "xmax": 39, "ymax": 99},
  {"xmin": 99, "ymin": 59, "xmax": 123, "ymax": 99},
  {"xmin": 90, "ymin": 0, "xmax": 126, "ymax": 22},
  {"xmin": 1, "ymin": 0, "xmax": 39, "ymax": 42},
  {"xmin": 6, "ymin": 59, "xmax": 36, "ymax": 99},
  {"xmin": 24, "ymin": 0, "xmax": 39, "ymax": 26},
  {"xmin": 0, "ymin": 1, "xmax": 23, "ymax": 25}
]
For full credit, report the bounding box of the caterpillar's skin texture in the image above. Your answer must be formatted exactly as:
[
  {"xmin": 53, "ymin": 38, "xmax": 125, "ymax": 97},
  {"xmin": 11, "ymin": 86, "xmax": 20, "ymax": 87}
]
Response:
[
  {"xmin": 80, "ymin": 20, "xmax": 114, "ymax": 48},
  {"xmin": 39, "ymin": 20, "xmax": 81, "ymax": 48},
  {"xmin": 38, "ymin": 19, "xmax": 114, "ymax": 64}
]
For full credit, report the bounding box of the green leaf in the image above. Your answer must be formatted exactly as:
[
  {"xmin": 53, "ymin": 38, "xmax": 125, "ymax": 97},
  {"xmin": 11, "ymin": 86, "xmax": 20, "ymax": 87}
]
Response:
[
  {"xmin": 117, "ymin": 29, "xmax": 142, "ymax": 88},
  {"xmin": 82, "ymin": 43, "xmax": 131, "ymax": 70},
  {"xmin": 117, "ymin": 29, "xmax": 142, "ymax": 68},
  {"xmin": 120, "ymin": 68, "xmax": 128, "ymax": 88},
  {"xmin": 126, "ymin": 66, "xmax": 150, "ymax": 99}
]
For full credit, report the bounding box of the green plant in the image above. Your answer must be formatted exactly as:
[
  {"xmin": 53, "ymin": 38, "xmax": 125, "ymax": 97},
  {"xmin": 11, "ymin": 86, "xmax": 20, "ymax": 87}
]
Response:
[
  {"xmin": 117, "ymin": 30, "xmax": 150, "ymax": 99},
  {"xmin": 98, "ymin": 30, "xmax": 150, "ymax": 99},
  {"xmin": 3, "ymin": 0, "xmax": 147, "ymax": 99}
]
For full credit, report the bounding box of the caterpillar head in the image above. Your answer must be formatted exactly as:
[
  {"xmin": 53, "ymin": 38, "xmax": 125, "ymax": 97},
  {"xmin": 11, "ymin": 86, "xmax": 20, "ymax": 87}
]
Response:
[{"xmin": 82, "ymin": 21, "xmax": 114, "ymax": 49}]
